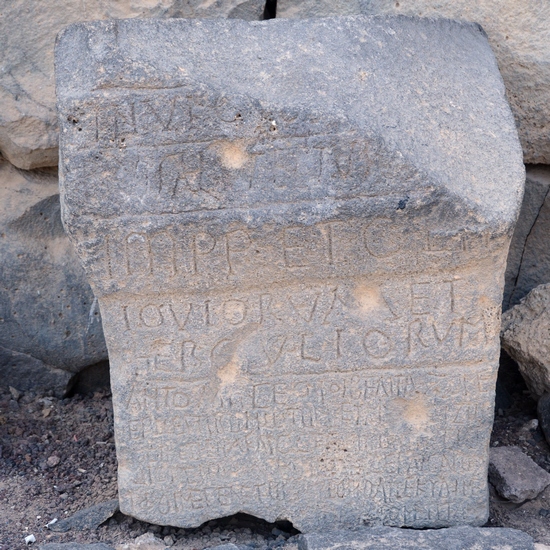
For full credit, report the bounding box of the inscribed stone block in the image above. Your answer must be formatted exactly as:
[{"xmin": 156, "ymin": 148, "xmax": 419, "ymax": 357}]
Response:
[{"xmin": 56, "ymin": 16, "xmax": 524, "ymax": 531}]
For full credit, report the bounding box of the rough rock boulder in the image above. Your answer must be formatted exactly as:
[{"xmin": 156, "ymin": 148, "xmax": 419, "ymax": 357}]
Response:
[
  {"xmin": 0, "ymin": 160, "xmax": 107, "ymax": 393},
  {"xmin": 501, "ymin": 283, "xmax": 550, "ymax": 399}
]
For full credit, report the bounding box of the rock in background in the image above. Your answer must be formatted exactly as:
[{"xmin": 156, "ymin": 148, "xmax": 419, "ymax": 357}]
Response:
[
  {"xmin": 0, "ymin": 160, "xmax": 107, "ymax": 393},
  {"xmin": 504, "ymin": 166, "xmax": 550, "ymax": 310},
  {"xmin": 278, "ymin": 0, "xmax": 550, "ymax": 165},
  {"xmin": 502, "ymin": 283, "xmax": 550, "ymax": 399},
  {"xmin": 489, "ymin": 445, "xmax": 550, "ymax": 503},
  {"xmin": 0, "ymin": 0, "xmax": 266, "ymax": 394},
  {"xmin": 0, "ymin": 0, "xmax": 265, "ymax": 170}
]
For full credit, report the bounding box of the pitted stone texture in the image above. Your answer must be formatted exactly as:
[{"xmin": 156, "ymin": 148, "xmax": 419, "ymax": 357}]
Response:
[
  {"xmin": 0, "ymin": 0, "xmax": 264, "ymax": 170},
  {"xmin": 298, "ymin": 526, "xmax": 535, "ymax": 550},
  {"xmin": 56, "ymin": 16, "xmax": 523, "ymax": 531},
  {"xmin": 501, "ymin": 284, "xmax": 550, "ymax": 399},
  {"xmin": 489, "ymin": 446, "xmax": 550, "ymax": 503},
  {"xmin": 0, "ymin": 160, "xmax": 106, "ymax": 377},
  {"xmin": 278, "ymin": 0, "xmax": 550, "ymax": 165},
  {"xmin": 504, "ymin": 167, "xmax": 550, "ymax": 310}
]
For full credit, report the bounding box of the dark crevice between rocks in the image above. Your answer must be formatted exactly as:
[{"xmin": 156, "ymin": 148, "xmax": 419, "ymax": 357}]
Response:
[
  {"xmin": 263, "ymin": 0, "xmax": 277, "ymax": 19},
  {"xmin": 508, "ymin": 184, "xmax": 550, "ymax": 308},
  {"xmin": 105, "ymin": 512, "xmax": 301, "ymax": 544},
  {"xmin": 495, "ymin": 349, "xmax": 532, "ymax": 414},
  {"xmin": 196, "ymin": 512, "xmax": 299, "ymax": 537},
  {"xmin": 67, "ymin": 360, "xmax": 111, "ymax": 397}
]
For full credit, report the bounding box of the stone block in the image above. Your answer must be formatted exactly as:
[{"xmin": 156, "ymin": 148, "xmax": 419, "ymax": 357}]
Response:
[
  {"xmin": 298, "ymin": 526, "xmax": 535, "ymax": 550},
  {"xmin": 278, "ymin": 1, "xmax": 550, "ymax": 165},
  {"xmin": 489, "ymin": 446, "xmax": 550, "ymax": 503},
  {"xmin": 56, "ymin": 16, "xmax": 524, "ymax": 531},
  {"xmin": 0, "ymin": 160, "xmax": 107, "ymax": 379},
  {"xmin": 0, "ymin": 0, "xmax": 265, "ymax": 170},
  {"xmin": 501, "ymin": 283, "xmax": 550, "ymax": 399}
]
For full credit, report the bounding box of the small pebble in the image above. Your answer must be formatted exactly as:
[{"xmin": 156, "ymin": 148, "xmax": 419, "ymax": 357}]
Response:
[
  {"xmin": 47, "ymin": 455, "xmax": 60, "ymax": 467},
  {"xmin": 46, "ymin": 518, "xmax": 58, "ymax": 528},
  {"xmin": 24, "ymin": 534, "xmax": 36, "ymax": 545},
  {"xmin": 526, "ymin": 419, "xmax": 539, "ymax": 430},
  {"xmin": 9, "ymin": 386, "xmax": 21, "ymax": 400}
]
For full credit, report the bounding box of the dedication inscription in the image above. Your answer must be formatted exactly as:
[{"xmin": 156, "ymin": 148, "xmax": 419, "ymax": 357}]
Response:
[{"xmin": 56, "ymin": 16, "xmax": 524, "ymax": 531}]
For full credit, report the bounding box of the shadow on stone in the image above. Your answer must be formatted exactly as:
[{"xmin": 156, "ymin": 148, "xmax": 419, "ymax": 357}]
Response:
[
  {"xmin": 68, "ymin": 360, "xmax": 111, "ymax": 396},
  {"xmin": 191, "ymin": 512, "xmax": 300, "ymax": 538}
]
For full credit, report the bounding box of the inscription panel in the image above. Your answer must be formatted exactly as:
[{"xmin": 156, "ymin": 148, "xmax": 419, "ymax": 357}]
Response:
[
  {"xmin": 103, "ymin": 268, "xmax": 502, "ymax": 530},
  {"xmin": 56, "ymin": 16, "xmax": 524, "ymax": 532}
]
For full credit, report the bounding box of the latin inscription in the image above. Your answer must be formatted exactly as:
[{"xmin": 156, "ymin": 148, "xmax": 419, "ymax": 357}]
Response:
[
  {"xmin": 115, "ymin": 364, "xmax": 495, "ymax": 527},
  {"xmin": 79, "ymin": 216, "xmax": 509, "ymax": 296}
]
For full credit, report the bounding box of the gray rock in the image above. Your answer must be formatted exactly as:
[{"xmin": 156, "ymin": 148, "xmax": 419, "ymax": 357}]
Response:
[
  {"xmin": 49, "ymin": 499, "xmax": 119, "ymax": 532},
  {"xmin": 0, "ymin": 0, "xmax": 265, "ymax": 170},
  {"xmin": 39, "ymin": 545, "xmax": 114, "ymax": 550},
  {"xmin": 501, "ymin": 283, "xmax": 550, "ymax": 398},
  {"xmin": 504, "ymin": 167, "xmax": 550, "ymax": 309},
  {"xmin": 210, "ymin": 545, "xmax": 240, "ymax": 550},
  {"xmin": 0, "ymin": 160, "xmax": 107, "ymax": 381},
  {"xmin": 298, "ymin": 526, "xmax": 535, "ymax": 549},
  {"xmin": 56, "ymin": 16, "xmax": 523, "ymax": 531},
  {"xmin": 537, "ymin": 393, "xmax": 550, "ymax": 447},
  {"xmin": 0, "ymin": 346, "xmax": 73, "ymax": 398},
  {"xmin": 278, "ymin": 0, "xmax": 550, "ymax": 165},
  {"xmin": 489, "ymin": 446, "xmax": 550, "ymax": 503}
]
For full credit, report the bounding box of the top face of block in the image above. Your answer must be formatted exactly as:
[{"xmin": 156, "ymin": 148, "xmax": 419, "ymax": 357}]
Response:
[{"xmin": 56, "ymin": 17, "xmax": 523, "ymax": 255}]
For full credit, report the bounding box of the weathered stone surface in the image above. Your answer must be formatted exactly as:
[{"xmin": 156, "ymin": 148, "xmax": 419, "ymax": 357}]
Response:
[
  {"xmin": 56, "ymin": 16, "xmax": 523, "ymax": 531},
  {"xmin": 49, "ymin": 499, "xmax": 119, "ymax": 532},
  {"xmin": 298, "ymin": 526, "xmax": 535, "ymax": 549},
  {"xmin": 504, "ymin": 167, "xmax": 550, "ymax": 310},
  {"xmin": 277, "ymin": 0, "xmax": 362, "ymax": 18},
  {"xmin": 0, "ymin": 0, "xmax": 265, "ymax": 170},
  {"xmin": 501, "ymin": 284, "xmax": 550, "ymax": 399},
  {"xmin": 489, "ymin": 446, "xmax": 550, "ymax": 503},
  {"xmin": 278, "ymin": 0, "xmax": 550, "ymax": 165},
  {"xmin": 39, "ymin": 544, "xmax": 115, "ymax": 550},
  {"xmin": 0, "ymin": 160, "xmax": 107, "ymax": 379}
]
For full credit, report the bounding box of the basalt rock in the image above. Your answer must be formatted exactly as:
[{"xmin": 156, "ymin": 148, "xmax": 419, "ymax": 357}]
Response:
[{"xmin": 0, "ymin": 160, "xmax": 107, "ymax": 387}]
